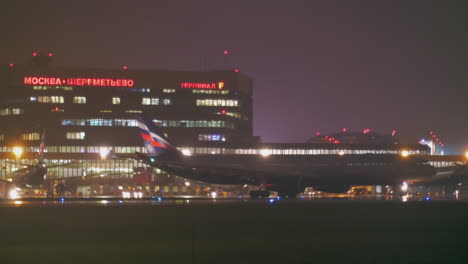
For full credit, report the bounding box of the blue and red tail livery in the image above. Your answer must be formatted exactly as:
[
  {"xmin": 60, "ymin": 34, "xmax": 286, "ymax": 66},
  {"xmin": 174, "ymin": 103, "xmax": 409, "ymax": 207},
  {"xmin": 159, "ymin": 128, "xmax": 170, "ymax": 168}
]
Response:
[{"xmin": 137, "ymin": 115, "xmax": 179, "ymax": 157}]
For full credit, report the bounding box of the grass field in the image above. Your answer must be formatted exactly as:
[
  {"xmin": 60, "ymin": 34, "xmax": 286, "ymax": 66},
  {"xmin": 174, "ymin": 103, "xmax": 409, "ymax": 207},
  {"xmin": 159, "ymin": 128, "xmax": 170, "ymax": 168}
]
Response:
[{"xmin": 1, "ymin": 200, "xmax": 467, "ymax": 264}]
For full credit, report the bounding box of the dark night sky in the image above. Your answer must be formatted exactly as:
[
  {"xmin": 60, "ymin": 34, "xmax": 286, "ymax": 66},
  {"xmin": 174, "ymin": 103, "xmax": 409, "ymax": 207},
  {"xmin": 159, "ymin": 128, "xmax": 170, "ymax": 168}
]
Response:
[{"xmin": 1, "ymin": 0, "xmax": 467, "ymax": 153}]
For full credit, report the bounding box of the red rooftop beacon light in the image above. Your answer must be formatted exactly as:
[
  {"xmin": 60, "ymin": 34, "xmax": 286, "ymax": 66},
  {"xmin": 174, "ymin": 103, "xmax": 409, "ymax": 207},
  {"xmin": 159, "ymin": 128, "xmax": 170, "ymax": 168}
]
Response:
[
  {"xmin": 33, "ymin": 52, "xmax": 38, "ymax": 57},
  {"xmin": 234, "ymin": 68, "xmax": 239, "ymax": 73},
  {"xmin": 9, "ymin": 63, "xmax": 14, "ymax": 68},
  {"xmin": 316, "ymin": 132, "xmax": 321, "ymax": 136},
  {"xmin": 223, "ymin": 50, "xmax": 229, "ymax": 55},
  {"xmin": 48, "ymin": 53, "xmax": 53, "ymax": 57},
  {"xmin": 342, "ymin": 128, "xmax": 347, "ymax": 132},
  {"xmin": 123, "ymin": 65, "xmax": 128, "ymax": 70}
]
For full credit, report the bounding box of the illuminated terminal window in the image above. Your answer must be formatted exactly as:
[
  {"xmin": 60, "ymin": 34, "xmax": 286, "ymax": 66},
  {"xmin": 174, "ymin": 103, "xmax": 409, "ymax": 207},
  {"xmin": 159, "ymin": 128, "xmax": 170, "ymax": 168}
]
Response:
[
  {"xmin": 198, "ymin": 134, "xmax": 226, "ymax": 141},
  {"xmin": 66, "ymin": 132, "xmax": 85, "ymax": 140},
  {"xmin": 0, "ymin": 108, "xmax": 24, "ymax": 116},
  {"xmin": 73, "ymin": 96, "xmax": 87, "ymax": 104},
  {"xmin": 0, "ymin": 134, "xmax": 4, "ymax": 141},
  {"xmin": 192, "ymin": 90, "xmax": 229, "ymax": 95},
  {"xmin": 112, "ymin": 97, "xmax": 121, "ymax": 104},
  {"xmin": 38, "ymin": 96, "xmax": 64, "ymax": 104},
  {"xmin": 125, "ymin": 110, "xmax": 143, "ymax": 113},
  {"xmin": 33, "ymin": 86, "xmax": 73, "ymax": 91},
  {"xmin": 99, "ymin": 110, "xmax": 112, "ymax": 113},
  {"xmin": 196, "ymin": 99, "xmax": 238, "ymax": 107},
  {"xmin": 219, "ymin": 112, "xmax": 241, "ymax": 118},
  {"xmin": 142, "ymin": 98, "xmax": 159, "ymax": 105},
  {"xmin": 163, "ymin": 99, "xmax": 172, "ymax": 105},
  {"xmin": 163, "ymin": 89, "xmax": 176, "ymax": 93},
  {"xmin": 21, "ymin": 133, "xmax": 40, "ymax": 141}
]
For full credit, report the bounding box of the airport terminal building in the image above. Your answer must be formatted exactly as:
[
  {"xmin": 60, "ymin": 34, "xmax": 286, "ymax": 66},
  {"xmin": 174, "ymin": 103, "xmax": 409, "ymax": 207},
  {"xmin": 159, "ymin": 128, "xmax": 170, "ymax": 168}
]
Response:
[{"xmin": 0, "ymin": 54, "xmax": 429, "ymax": 197}]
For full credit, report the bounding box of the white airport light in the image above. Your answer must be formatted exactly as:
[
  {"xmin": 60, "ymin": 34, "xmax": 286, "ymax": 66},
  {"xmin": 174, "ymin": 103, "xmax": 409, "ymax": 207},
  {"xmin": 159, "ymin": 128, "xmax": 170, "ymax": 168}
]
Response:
[
  {"xmin": 99, "ymin": 147, "xmax": 109, "ymax": 160},
  {"xmin": 401, "ymin": 182, "xmax": 408, "ymax": 192},
  {"xmin": 184, "ymin": 181, "xmax": 191, "ymax": 187},
  {"xmin": 400, "ymin": 150, "xmax": 409, "ymax": 157},
  {"xmin": 9, "ymin": 189, "xmax": 20, "ymax": 199},
  {"xmin": 465, "ymin": 151, "xmax": 468, "ymax": 159},
  {"xmin": 181, "ymin": 149, "xmax": 192, "ymax": 156},
  {"xmin": 211, "ymin": 191, "xmax": 217, "ymax": 199},
  {"xmin": 260, "ymin": 149, "xmax": 272, "ymax": 157},
  {"xmin": 338, "ymin": 151, "xmax": 345, "ymax": 156},
  {"xmin": 13, "ymin": 147, "xmax": 23, "ymax": 159}
]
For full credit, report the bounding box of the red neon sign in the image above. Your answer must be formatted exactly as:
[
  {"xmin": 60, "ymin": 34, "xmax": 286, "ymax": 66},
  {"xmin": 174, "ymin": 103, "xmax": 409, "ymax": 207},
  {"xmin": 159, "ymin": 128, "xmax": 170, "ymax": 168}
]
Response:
[
  {"xmin": 180, "ymin": 81, "xmax": 224, "ymax": 90},
  {"xmin": 24, "ymin": 77, "xmax": 135, "ymax": 87}
]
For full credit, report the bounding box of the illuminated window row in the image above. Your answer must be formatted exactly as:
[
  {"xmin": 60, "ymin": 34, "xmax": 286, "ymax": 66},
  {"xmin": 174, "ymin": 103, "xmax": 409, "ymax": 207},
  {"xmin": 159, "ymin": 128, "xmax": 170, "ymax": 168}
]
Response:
[
  {"xmin": 192, "ymin": 90, "xmax": 229, "ymax": 95},
  {"xmin": 33, "ymin": 86, "xmax": 73, "ymax": 91},
  {"xmin": 198, "ymin": 134, "xmax": 226, "ymax": 142},
  {"xmin": 38, "ymin": 96, "xmax": 64, "ymax": 104},
  {"xmin": 221, "ymin": 112, "xmax": 242, "ymax": 118},
  {"xmin": 141, "ymin": 98, "xmax": 172, "ymax": 105},
  {"xmin": 163, "ymin": 89, "xmax": 176, "ymax": 93},
  {"xmin": 73, "ymin": 96, "xmax": 86, "ymax": 104},
  {"xmin": 66, "ymin": 132, "xmax": 86, "ymax": 140},
  {"xmin": 0, "ymin": 159, "xmax": 146, "ymax": 179},
  {"xmin": 0, "ymin": 108, "xmax": 24, "ymax": 116},
  {"xmin": 21, "ymin": 133, "xmax": 40, "ymax": 141},
  {"xmin": 61, "ymin": 119, "xmax": 235, "ymax": 129},
  {"xmin": 0, "ymin": 145, "xmax": 146, "ymax": 154},
  {"xmin": 0, "ymin": 134, "xmax": 4, "ymax": 141},
  {"xmin": 196, "ymin": 99, "xmax": 238, "ymax": 107},
  {"xmin": 0, "ymin": 146, "xmax": 430, "ymax": 156}
]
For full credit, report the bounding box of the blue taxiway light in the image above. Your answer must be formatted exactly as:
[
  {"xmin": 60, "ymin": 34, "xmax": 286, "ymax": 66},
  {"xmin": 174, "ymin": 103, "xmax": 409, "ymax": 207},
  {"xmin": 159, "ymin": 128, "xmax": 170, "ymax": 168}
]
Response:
[
  {"xmin": 118, "ymin": 200, "xmax": 123, "ymax": 204},
  {"xmin": 425, "ymin": 196, "xmax": 431, "ymax": 201},
  {"xmin": 60, "ymin": 198, "xmax": 65, "ymax": 202},
  {"xmin": 157, "ymin": 197, "xmax": 162, "ymax": 202},
  {"xmin": 269, "ymin": 198, "xmax": 275, "ymax": 204}
]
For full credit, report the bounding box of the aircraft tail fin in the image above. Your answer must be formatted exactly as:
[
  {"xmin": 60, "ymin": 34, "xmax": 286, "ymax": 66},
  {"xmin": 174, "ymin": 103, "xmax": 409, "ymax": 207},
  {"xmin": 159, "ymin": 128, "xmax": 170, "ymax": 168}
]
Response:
[
  {"xmin": 136, "ymin": 115, "xmax": 181, "ymax": 159},
  {"xmin": 38, "ymin": 130, "xmax": 46, "ymax": 162}
]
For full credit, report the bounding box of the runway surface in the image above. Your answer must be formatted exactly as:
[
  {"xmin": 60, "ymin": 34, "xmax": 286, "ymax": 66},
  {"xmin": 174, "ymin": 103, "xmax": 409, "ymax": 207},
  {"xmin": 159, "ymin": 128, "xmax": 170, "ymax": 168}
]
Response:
[
  {"xmin": 2, "ymin": 196, "xmax": 467, "ymax": 263},
  {"xmin": 1, "ymin": 194, "xmax": 466, "ymax": 207}
]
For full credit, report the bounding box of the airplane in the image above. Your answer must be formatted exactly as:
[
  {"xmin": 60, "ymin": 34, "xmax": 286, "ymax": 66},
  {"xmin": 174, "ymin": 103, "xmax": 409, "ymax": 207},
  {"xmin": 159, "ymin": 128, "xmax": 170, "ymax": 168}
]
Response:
[{"xmin": 129, "ymin": 115, "xmax": 463, "ymax": 198}]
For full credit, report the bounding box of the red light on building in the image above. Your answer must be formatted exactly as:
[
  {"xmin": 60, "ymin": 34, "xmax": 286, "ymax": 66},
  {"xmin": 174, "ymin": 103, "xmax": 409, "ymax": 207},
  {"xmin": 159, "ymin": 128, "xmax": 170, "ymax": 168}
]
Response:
[
  {"xmin": 429, "ymin": 131, "xmax": 433, "ymax": 135},
  {"xmin": 48, "ymin": 53, "xmax": 53, "ymax": 57},
  {"xmin": 9, "ymin": 63, "xmax": 14, "ymax": 68},
  {"xmin": 334, "ymin": 140, "xmax": 340, "ymax": 144},
  {"xmin": 223, "ymin": 50, "xmax": 229, "ymax": 55},
  {"xmin": 221, "ymin": 109, "xmax": 227, "ymax": 114},
  {"xmin": 33, "ymin": 52, "xmax": 37, "ymax": 57},
  {"xmin": 391, "ymin": 130, "xmax": 397, "ymax": 136},
  {"xmin": 342, "ymin": 128, "xmax": 347, "ymax": 132},
  {"xmin": 316, "ymin": 132, "xmax": 320, "ymax": 136},
  {"xmin": 363, "ymin": 128, "xmax": 370, "ymax": 134},
  {"xmin": 54, "ymin": 107, "xmax": 60, "ymax": 111},
  {"xmin": 123, "ymin": 65, "xmax": 128, "ymax": 70},
  {"xmin": 234, "ymin": 68, "xmax": 239, "ymax": 73}
]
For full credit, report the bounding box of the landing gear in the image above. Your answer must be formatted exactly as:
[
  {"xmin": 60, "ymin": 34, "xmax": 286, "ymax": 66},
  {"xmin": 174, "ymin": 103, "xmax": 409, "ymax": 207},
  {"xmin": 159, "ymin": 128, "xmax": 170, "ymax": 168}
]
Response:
[
  {"xmin": 249, "ymin": 190, "xmax": 270, "ymax": 198},
  {"xmin": 46, "ymin": 190, "xmax": 54, "ymax": 198}
]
